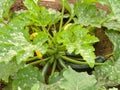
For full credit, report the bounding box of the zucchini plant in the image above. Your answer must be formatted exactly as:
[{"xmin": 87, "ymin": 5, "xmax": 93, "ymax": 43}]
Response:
[{"xmin": 0, "ymin": 0, "xmax": 120, "ymax": 90}]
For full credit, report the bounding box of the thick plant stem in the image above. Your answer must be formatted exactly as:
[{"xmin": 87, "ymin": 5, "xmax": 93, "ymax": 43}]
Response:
[
  {"xmin": 105, "ymin": 53, "xmax": 113, "ymax": 59},
  {"xmin": 41, "ymin": 57, "xmax": 54, "ymax": 77},
  {"xmin": 61, "ymin": 56, "xmax": 104, "ymax": 66},
  {"xmin": 59, "ymin": 0, "xmax": 65, "ymax": 32},
  {"xmin": 58, "ymin": 58, "xmax": 67, "ymax": 68},
  {"xmin": 51, "ymin": 60, "xmax": 57, "ymax": 76},
  {"xmin": 29, "ymin": 57, "xmax": 50, "ymax": 65},
  {"xmin": 26, "ymin": 56, "xmax": 39, "ymax": 62},
  {"xmin": 41, "ymin": 61, "xmax": 51, "ymax": 77}
]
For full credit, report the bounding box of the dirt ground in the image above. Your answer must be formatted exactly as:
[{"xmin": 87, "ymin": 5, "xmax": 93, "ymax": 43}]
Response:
[{"xmin": 10, "ymin": 0, "xmax": 113, "ymax": 57}]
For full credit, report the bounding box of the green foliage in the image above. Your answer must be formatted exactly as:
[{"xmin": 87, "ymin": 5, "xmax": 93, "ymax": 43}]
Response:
[
  {"xmin": 93, "ymin": 30, "xmax": 120, "ymax": 89},
  {"xmin": 1, "ymin": 0, "xmax": 120, "ymax": 89},
  {"xmin": 0, "ymin": 0, "xmax": 15, "ymax": 18},
  {"xmin": 0, "ymin": 26, "xmax": 48, "ymax": 63},
  {"xmin": 74, "ymin": 1, "xmax": 107, "ymax": 27},
  {"xmin": 59, "ymin": 67, "xmax": 97, "ymax": 90},
  {"xmin": 83, "ymin": 0, "xmax": 98, "ymax": 3},
  {"xmin": 0, "ymin": 60, "xmax": 24, "ymax": 82},
  {"xmin": 99, "ymin": 0, "xmax": 120, "ymax": 30},
  {"xmin": 12, "ymin": 65, "xmax": 44, "ymax": 90},
  {"xmin": 57, "ymin": 24, "xmax": 99, "ymax": 67},
  {"xmin": 24, "ymin": 0, "xmax": 61, "ymax": 26},
  {"xmin": 106, "ymin": 30, "xmax": 120, "ymax": 60},
  {"xmin": 94, "ymin": 59, "xmax": 120, "ymax": 88}
]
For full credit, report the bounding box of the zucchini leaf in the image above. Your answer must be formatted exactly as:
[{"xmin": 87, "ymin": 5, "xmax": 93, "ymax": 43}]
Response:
[
  {"xmin": 59, "ymin": 67, "xmax": 97, "ymax": 90},
  {"xmin": 30, "ymin": 82, "xmax": 62, "ymax": 90},
  {"xmin": 83, "ymin": 0, "xmax": 98, "ymax": 3},
  {"xmin": 11, "ymin": 66, "xmax": 97, "ymax": 90},
  {"xmin": 23, "ymin": 0, "xmax": 60, "ymax": 27},
  {"xmin": 93, "ymin": 30, "xmax": 120, "ymax": 88},
  {"xmin": 0, "ymin": 0, "xmax": 15, "ymax": 18},
  {"xmin": 12, "ymin": 65, "xmax": 44, "ymax": 90},
  {"xmin": 109, "ymin": 87, "xmax": 118, "ymax": 90},
  {"xmin": 57, "ymin": 24, "xmax": 99, "ymax": 67},
  {"xmin": 12, "ymin": 65, "xmax": 62, "ymax": 90},
  {"xmin": 106, "ymin": 30, "xmax": 120, "ymax": 60},
  {"xmin": 0, "ymin": 24, "xmax": 48, "ymax": 63},
  {"xmin": 0, "ymin": 59, "xmax": 24, "ymax": 82},
  {"xmin": 61, "ymin": 0, "xmax": 74, "ymax": 16},
  {"xmin": 99, "ymin": 0, "xmax": 120, "ymax": 30},
  {"xmin": 94, "ymin": 58, "xmax": 120, "ymax": 88},
  {"xmin": 74, "ymin": 1, "xmax": 107, "ymax": 27}
]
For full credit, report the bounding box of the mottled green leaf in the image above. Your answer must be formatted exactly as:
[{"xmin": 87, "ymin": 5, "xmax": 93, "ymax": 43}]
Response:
[
  {"xmin": 94, "ymin": 59, "xmax": 120, "ymax": 87},
  {"xmin": 31, "ymin": 83, "xmax": 40, "ymax": 90},
  {"xmin": 83, "ymin": 0, "xmax": 98, "ymax": 3},
  {"xmin": 0, "ymin": 0, "xmax": 15, "ymax": 18},
  {"xmin": 12, "ymin": 65, "xmax": 44, "ymax": 90},
  {"xmin": 60, "ymin": 67, "xmax": 97, "ymax": 90},
  {"xmin": 48, "ymin": 70, "xmax": 64, "ymax": 84},
  {"xmin": 23, "ymin": 0, "xmax": 40, "ymax": 13},
  {"xmin": 57, "ymin": 24, "xmax": 99, "ymax": 67},
  {"xmin": 24, "ymin": 0, "xmax": 55, "ymax": 27},
  {"xmin": 12, "ymin": 65, "xmax": 62, "ymax": 90},
  {"xmin": 0, "ymin": 25, "xmax": 48, "ymax": 63},
  {"xmin": 93, "ymin": 30, "xmax": 120, "ymax": 88},
  {"xmin": 109, "ymin": 87, "xmax": 118, "ymax": 90},
  {"xmin": 106, "ymin": 30, "xmax": 120, "ymax": 60},
  {"xmin": 74, "ymin": 1, "xmax": 107, "ymax": 27},
  {"xmin": 48, "ymin": 8, "xmax": 61, "ymax": 25},
  {"xmin": 0, "ymin": 60, "xmax": 24, "ymax": 82},
  {"xmin": 61, "ymin": 0, "xmax": 74, "ymax": 16},
  {"xmin": 99, "ymin": 0, "xmax": 120, "ymax": 30}
]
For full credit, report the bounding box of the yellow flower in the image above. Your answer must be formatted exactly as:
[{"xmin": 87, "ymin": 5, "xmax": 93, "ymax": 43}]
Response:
[
  {"xmin": 35, "ymin": 51, "xmax": 42, "ymax": 59},
  {"xmin": 30, "ymin": 32, "xmax": 38, "ymax": 40},
  {"xmin": 64, "ymin": 23, "xmax": 72, "ymax": 30}
]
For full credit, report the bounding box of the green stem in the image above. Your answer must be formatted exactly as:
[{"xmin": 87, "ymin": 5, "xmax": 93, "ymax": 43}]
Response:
[
  {"xmin": 61, "ymin": 56, "xmax": 104, "ymax": 66},
  {"xmin": 51, "ymin": 60, "xmax": 57, "ymax": 76},
  {"xmin": 0, "ymin": 18, "xmax": 7, "ymax": 25},
  {"xmin": 42, "ymin": 57, "xmax": 54, "ymax": 77},
  {"xmin": 0, "ymin": 18, "xmax": 12, "ymax": 30},
  {"xmin": 105, "ymin": 53, "xmax": 113, "ymax": 59},
  {"xmin": 47, "ymin": 49, "xmax": 56, "ymax": 55},
  {"xmin": 59, "ymin": 51, "xmax": 66, "ymax": 56},
  {"xmin": 58, "ymin": 58, "xmax": 67, "ymax": 68},
  {"xmin": 41, "ymin": 61, "xmax": 50, "ymax": 77},
  {"xmin": 59, "ymin": 0, "xmax": 65, "ymax": 32},
  {"xmin": 26, "ymin": 56, "xmax": 39, "ymax": 62},
  {"xmin": 28, "ymin": 57, "xmax": 50, "ymax": 65},
  {"xmin": 64, "ymin": 15, "xmax": 74, "ymax": 26}
]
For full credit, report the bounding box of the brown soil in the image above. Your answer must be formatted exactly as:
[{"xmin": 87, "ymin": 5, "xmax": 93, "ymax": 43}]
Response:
[
  {"xmin": 10, "ymin": 0, "xmax": 76, "ymax": 11},
  {"xmin": 94, "ymin": 28, "xmax": 113, "ymax": 56},
  {"xmin": 10, "ymin": 0, "xmax": 113, "ymax": 57}
]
